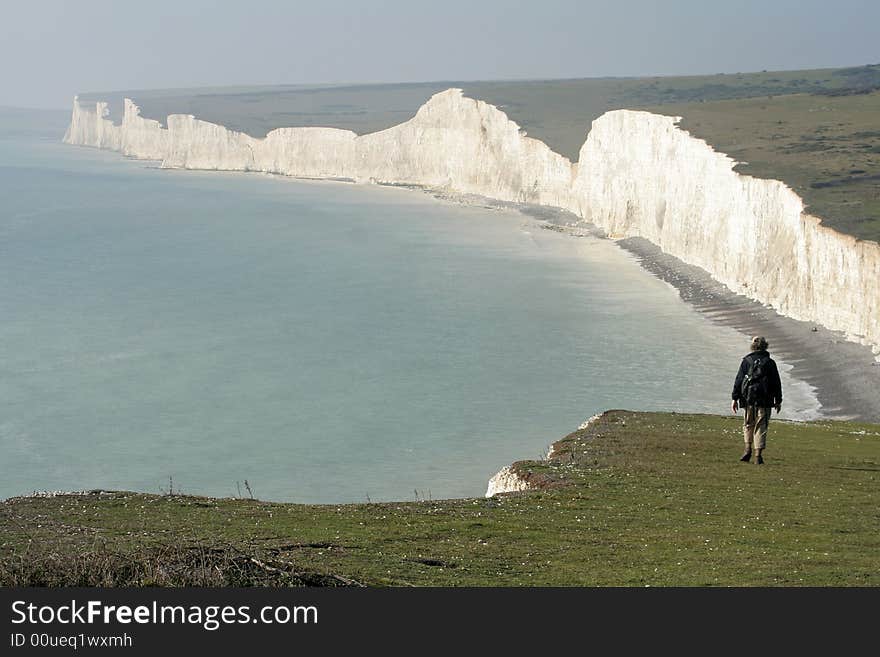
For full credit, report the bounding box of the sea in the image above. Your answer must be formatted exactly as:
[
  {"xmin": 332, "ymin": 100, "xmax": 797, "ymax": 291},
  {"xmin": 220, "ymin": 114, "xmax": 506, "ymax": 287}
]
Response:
[{"xmin": 0, "ymin": 110, "xmax": 820, "ymax": 503}]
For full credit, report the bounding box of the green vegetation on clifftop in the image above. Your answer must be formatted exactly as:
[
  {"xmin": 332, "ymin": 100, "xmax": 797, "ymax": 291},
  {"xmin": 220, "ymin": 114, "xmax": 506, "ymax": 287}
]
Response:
[
  {"xmin": 645, "ymin": 90, "xmax": 880, "ymax": 242},
  {"xmin": 2, "ymin": 411, "xmax": 878, "ymax": 586}
]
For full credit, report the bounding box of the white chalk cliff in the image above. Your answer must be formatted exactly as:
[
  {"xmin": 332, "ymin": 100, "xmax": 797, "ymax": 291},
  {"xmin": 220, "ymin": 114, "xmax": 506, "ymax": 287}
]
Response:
[
  {"xmin": 63, "ymin": 89, "xmax": 880, "ymax": 354},
  {"xmin": 485, "ymin": 466, "xmax": 534, "ymax": 497}
]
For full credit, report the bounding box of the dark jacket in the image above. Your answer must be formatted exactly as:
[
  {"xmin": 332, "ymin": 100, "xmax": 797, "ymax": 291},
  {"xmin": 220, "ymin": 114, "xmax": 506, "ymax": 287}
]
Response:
[{"xmin": 732, "ymin": 350, "xmax": 782, "ymax": 406}]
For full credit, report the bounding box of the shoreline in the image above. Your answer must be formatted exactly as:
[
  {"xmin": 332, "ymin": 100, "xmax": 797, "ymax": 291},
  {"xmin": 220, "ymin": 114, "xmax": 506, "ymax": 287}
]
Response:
[
  {"xmin": 64, "ymin": 147, "xmax": 872, "ymax": 423},
  {"xmin": 616, "ymin": 236, "xmax": 880, "ymax": 423},
  {"xmin": 420, "ymin": 189, "xmax": 876, "ymax": 422},
  {"xmin": 313, "ymin": 180, "xmax": 839, "ymax": 423}
]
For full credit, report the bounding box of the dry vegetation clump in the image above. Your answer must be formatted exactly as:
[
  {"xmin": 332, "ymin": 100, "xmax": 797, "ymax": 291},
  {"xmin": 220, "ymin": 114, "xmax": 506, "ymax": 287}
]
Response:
[{"xmin": 0, "ymin": 542, "xmax": 363, "ymax": 587}]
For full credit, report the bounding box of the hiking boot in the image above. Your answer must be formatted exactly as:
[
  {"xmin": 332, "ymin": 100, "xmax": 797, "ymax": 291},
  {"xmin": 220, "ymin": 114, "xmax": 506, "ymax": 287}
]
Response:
[
  {"xmin": 756, "ymin": 454, "xmax": 764, "ymax": 465},
  {"xmin": 740, "ymin": 450, "xmax": 752, "ymax": 462}
]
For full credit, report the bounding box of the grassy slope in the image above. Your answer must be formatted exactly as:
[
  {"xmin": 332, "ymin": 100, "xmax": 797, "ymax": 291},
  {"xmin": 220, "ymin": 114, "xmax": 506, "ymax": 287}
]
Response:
[
  {"xmin": 3, "ymin": 411, "xmax": 878, "ymax": 586},
  {"xmin": 467, "ymin": 66, "xmax": 877, "ymax": 160}
]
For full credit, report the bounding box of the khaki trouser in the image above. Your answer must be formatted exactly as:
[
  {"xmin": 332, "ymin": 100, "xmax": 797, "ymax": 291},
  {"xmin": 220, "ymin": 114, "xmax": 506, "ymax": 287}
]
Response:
[{"xmin": 743, "ymin": 405, "xmax": 771, "ymax": 450}]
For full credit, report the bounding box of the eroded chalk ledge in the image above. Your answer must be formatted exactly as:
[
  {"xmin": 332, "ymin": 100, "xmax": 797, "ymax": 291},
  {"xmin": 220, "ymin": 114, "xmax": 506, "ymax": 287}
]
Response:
[{"xmin": 485, "ymin": 413, "xmax": 606, "ymax": 497}]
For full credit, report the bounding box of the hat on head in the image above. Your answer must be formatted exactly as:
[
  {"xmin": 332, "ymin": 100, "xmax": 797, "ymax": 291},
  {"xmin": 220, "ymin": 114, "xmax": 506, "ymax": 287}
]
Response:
[{"xmin": 750, "ymin": 336, "xmax": 769, "ymax": 351}]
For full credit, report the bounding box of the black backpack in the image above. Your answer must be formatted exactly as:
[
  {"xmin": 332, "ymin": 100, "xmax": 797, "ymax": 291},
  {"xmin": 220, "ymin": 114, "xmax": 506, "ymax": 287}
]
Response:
[{"xmin": 741, "ymin": 354, "xmax": 771, "ymax": 406}]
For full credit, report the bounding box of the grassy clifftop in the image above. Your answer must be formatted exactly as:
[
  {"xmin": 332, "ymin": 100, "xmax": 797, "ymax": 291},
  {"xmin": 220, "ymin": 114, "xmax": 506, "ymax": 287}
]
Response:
[
  {"xmin": 2, "ymin": 411, "xmax": 878, "ymax": 586},
  {"xmin": 645, "ymin": 90, "xmax": 880, "ymax": 242}
]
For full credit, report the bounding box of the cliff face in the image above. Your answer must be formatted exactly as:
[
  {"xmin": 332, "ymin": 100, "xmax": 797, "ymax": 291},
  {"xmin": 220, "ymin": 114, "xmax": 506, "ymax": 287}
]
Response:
[
  {"xmin": 64, "ymin": 97, "xmax": 169, "ymax": 160},
  {"xmin": 67, "ymin": 90, "xmax": 573, "ymax": 206},
  {"xmin": 572, "ymin": 111, "xmax": 880, "ymax": 352},
  {"xmin": 63, "ymin": 90, "xmax": 880, "ymax": 354}
]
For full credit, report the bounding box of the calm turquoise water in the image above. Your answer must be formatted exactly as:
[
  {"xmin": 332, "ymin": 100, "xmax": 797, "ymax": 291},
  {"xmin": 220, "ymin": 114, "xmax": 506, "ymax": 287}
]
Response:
[{"xmin": 0, "ymin": 117, "xmax": 818, "ymax": 502}]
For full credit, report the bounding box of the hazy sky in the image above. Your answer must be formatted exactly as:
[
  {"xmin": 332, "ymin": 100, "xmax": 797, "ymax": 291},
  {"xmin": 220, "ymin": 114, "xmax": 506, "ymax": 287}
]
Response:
[{"xmin": 3, "ymin": 0, "xmax": 878, "ymax": 108}]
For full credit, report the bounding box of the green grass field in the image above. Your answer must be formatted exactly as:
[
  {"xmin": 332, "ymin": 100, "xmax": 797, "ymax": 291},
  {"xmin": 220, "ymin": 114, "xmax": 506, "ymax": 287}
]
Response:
[{"xmin": 3, "ymin": 411, "xmax": 877, "ymax": 586}]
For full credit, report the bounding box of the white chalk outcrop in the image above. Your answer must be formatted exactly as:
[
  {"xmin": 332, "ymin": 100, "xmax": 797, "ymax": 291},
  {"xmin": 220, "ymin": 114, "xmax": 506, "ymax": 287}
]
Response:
[
  {"xmin": 485, "ymin": 466, "xmax": 533, "ymax": 497},
  {"xmin": 63, "ymin": 89, "xmax": 880, "ymax": 355}
]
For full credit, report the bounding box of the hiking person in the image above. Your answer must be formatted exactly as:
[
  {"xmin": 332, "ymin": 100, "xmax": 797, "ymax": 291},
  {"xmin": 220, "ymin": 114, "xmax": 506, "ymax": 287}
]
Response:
[{"xmin": 731, "ymin": 336, "xmax": 783, "ymax": 464}]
